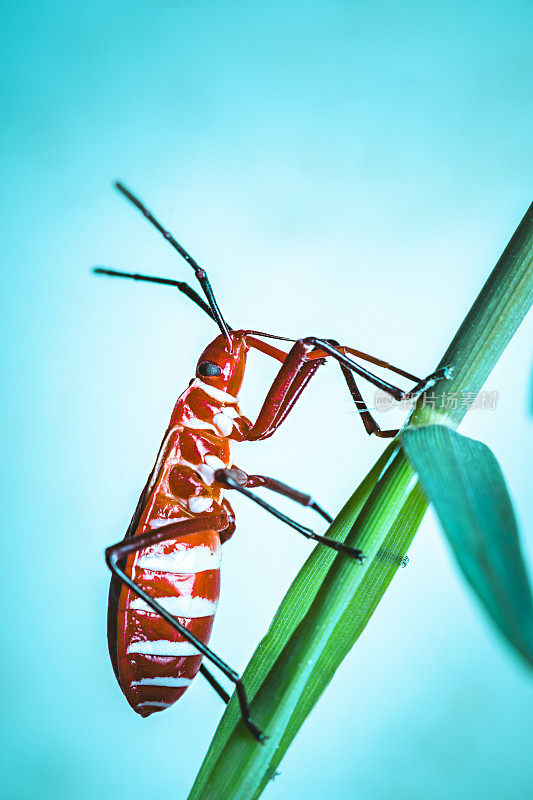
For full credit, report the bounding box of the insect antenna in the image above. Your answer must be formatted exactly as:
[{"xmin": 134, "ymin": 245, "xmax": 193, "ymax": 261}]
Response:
[
  {"xmin": 114, "ymin": 182, "xmax": 232, "ymax": 345},
  {"xmin": 93, "ymin": 267, "xmax": 217, "ymax": 321}
]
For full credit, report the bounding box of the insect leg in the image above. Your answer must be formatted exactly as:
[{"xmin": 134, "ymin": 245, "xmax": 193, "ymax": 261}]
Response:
[
  {"xmin": 341, "ymin": 345, "xmax": 421, "ymax": 382},
  {"xmin": 234, "ymin": 469, "xmax": 333, "ymax": 523},
  {"xmin": 326, "ymin": 339, "xmax": 450, "ymax": 436},
  {"xmin": 339, "ymin": 363, "xmax": 400, "ymax": 439},
  {"xmin": 199, "ymin": 664, "xmax": 230, "ymax": 704},
  {"xmin": 244, "ymin": 339, "xmax": 327, "ymax": 440},
  {"xmin": 214, "ymin": 469, "xmax": 364, "ymax": 563},
  {"xmin": 105, "ymin": 516, "xmax": 265, "ymax": 742},
  {"xmin": 337, "ymin": 356, "xmax": 450, "ymax": 438},
  {"xmin": 244, "ymin": 336, "xmax": 449, "ymax": 441},
  {"xmin": 302, "ymin": 338, "xmax": 450, "ymax": 401}
]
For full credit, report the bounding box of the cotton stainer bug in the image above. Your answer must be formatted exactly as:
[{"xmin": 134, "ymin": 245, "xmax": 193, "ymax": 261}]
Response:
[{"xmin": 96, "ymin": 182, "xmax": 448, "ymax": 741}]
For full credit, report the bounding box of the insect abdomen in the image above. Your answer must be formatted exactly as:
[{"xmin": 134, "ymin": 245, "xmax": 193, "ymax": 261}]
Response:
[{"xmin": 115, "ymin": 530, "xmax": 221, "ymax": 716}]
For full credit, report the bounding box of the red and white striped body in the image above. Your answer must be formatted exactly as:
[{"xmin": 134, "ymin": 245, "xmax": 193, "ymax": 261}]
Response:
[{"xmin": 110, "ymin": 363, "xmax": 247, "ymax": 717}]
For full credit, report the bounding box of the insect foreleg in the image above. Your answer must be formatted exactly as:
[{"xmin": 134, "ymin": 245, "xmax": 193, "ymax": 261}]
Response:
[
  {"xmin": 341, "ymin": 345, "xmax": 421, "ymax": 382},
  {"xmin": 339, "ymin": 363, "xmax": 400, "ymax": 439},
  {"xmin": 306, "ymin": 337, "xmax": 450, "ymax": 436},
  {"xmin": 105, "ymin": 515, "xmax": 266, "ymax": 742},
  {"xmin": 338, "ymin": 359, "xmax": 450, "ymax": 438},
  {"xmin": 303, "ymin": 338, "xmax": 450, "ymax": 401},
  {"xmin": 244, "ymin": 340, "xmax": 327, "ymax": 440},
  {"xmin": 214, "ymin": 469, "xmax": 364, "ymax": 563},
  {"xmin": 244, "ymin": 336, "xmax": 449, "ymax": 442}
]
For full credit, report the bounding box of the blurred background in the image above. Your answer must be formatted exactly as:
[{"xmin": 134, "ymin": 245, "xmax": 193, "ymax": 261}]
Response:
[{"xmin": 1, "ymin": 2, "xmax": 532, "ymax": 798}]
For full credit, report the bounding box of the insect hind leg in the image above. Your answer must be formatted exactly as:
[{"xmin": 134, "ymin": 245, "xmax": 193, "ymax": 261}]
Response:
[
  {"xmin": 105, "ymin": 515, "xmax": 266, "ymax": 742},
  {"xmin": 199, "ymin": 664, "xmax": 230, "ymax": 704}
]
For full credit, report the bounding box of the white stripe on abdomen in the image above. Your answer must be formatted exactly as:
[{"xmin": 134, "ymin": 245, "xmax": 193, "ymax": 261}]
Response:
[
  {"xmin": 130, "ymin": 595, "xmax": 218, "ymax": 617},
  {"xmin": 137, "ymin": 544, "xmax": 220, "ymax": 574},
  {"xmin": 127, "ymin": 640, "xmax": 201, "ymax": 656},
  {"xmin": 137, "ymin": 700, "xmax": 172, "ymax": 709},
  {"xmin": 132, "ymin": 676, "xmax": 192, "ymax": 688}
]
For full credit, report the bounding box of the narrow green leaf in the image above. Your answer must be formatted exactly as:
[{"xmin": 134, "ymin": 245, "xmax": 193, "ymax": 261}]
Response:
[
  {"xmin": 188, "ymin": 442, "xmax": 398, "ymax": 797},
  {"xmin": 402, "ymin": 425, "xmax": 533, "ymax": 666},
  {"xmin": 408, "ymin": 202, "xmax": 533, "ymax": 429},
  {"xmin": 254, "ymin": 483, "xmax": 428, "ymax": 799},
  {"xmin": 189, "ymin": 449, "xmax": 424, "ymax": 800}
]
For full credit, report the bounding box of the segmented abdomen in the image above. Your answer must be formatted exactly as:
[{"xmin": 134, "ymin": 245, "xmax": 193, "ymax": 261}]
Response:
[
  {"xmin": 112, "ymin": 382, "xmax": 238, "ymax": 716},
  {"xmin": 115, "ymin": 529, "xmax": 221, "ymax": 717}
]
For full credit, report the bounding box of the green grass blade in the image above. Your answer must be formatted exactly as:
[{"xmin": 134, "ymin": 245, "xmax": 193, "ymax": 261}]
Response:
[
  {"xmin": 188, "ymin": 442, "xmax": 398, "ymax": 797},
  {"xmin": 254, "ymin": 483, "xmax": 428, "ymax": 798},
  {"xmin": 408, "ymin": 202, "xmax": 533, "ymax": 430},
  {"xmin": 402, "ymin": 425, "xmax": 533, "ymax": 666},
  {"xmin": 188, "ymin": 448, "xmax": 422, "ymax": 800}
]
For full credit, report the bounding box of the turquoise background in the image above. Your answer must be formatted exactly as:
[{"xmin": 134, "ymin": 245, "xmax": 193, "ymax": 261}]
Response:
[{"xmin": 2, "ymin": 2, "xmax": 532, "ymax": 799}]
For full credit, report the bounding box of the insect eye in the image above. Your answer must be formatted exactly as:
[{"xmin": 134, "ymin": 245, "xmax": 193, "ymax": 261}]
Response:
[{"xmin": 197, "ymin": 361, "xmax": 222, "ymax": 377}]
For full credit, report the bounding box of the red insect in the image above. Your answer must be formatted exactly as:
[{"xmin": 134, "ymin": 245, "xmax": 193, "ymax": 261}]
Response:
[{"xmin": 98, "ymin": 183, "xmax": 446, "ymax": 740}]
